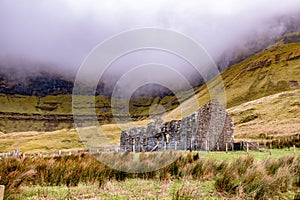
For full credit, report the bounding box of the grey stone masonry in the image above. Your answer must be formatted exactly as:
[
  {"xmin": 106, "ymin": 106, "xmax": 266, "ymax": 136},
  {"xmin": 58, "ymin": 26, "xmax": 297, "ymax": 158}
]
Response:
[{"xmin": 120, "ymin": 100, "xmax": 234, "ymax": 152}]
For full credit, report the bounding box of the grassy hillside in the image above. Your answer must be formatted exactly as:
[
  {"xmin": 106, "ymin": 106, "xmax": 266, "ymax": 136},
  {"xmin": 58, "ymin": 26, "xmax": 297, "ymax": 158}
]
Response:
[
  {"xmin": 167, "ymin": 33, "xmax": 300, "ymax": 120},
  {"xmin": 222, "ymin": 37, "xmax": 300, "ymax": 107},
  {"xmin": 228, "ymin": 89, "xmax": 300, "ymax": 141},
  {"xmin": 0, "ymin": 93, "xmax": 179, "ymax": 132}
]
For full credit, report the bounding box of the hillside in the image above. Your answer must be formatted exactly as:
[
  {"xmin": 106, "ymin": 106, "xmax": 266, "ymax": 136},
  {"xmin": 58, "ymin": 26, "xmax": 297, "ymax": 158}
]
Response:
[
  {"xmin": 229, "ymin": 89, "xmax": 300, "ymax": 140},
  {"xmin": 167, "ymin": 32, "xmax": 300, "ymax": 119},
  {"xmin": 0, "ymin": 32, "xmax": 299, "ymax": 138},
  {"xmin": 223, "ymin": 32, "xmax": 300, "ymax": 107},
  {"xmin": 0, "ymin": 93, "xmax": 180, "ymax": 132}
]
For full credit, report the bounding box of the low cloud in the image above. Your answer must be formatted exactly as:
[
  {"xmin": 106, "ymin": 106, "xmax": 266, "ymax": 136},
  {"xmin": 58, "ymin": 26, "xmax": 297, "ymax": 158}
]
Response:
[{"xmin": 0, "ymin": 0, "xmax": 299, "ymax": 85}]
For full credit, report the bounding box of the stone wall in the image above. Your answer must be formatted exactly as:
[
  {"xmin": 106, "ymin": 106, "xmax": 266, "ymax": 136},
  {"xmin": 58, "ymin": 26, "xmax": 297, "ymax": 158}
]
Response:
[
  {"xmin": 234, "ymin": 141, "xmax": 259, "ymax": 151},
  {"xmin": 120, "ymin": 100, "xmax": 234, "ymax": 152}
]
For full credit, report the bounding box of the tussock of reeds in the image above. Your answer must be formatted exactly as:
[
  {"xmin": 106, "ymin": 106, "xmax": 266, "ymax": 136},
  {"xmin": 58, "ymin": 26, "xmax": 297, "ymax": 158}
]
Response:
[{"xmin": 0, "ymin": 152, "xmax": 299, "ymax": 199}]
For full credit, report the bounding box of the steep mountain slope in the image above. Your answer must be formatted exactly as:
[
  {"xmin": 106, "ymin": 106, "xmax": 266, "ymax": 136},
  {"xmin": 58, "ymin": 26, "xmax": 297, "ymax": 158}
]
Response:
[
  {"xmin": 167, "ymin": 32, "xmax": 300, "ymax": 120},
  {"xmin": 222, "ymin": 32, "xmax": 300, "ymax": 108}
]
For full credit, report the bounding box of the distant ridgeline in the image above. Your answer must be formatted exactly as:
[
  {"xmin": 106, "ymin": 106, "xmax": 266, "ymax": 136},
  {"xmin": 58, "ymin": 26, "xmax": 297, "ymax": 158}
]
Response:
[{"xmin": 120, "ymin": 100, "xmax": 235, "ymax": 152}]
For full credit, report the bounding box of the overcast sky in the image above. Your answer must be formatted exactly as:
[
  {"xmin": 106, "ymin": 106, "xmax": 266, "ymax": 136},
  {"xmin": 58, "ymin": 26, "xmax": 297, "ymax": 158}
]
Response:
[{"xmin": 0, "ymin": 0, "xmax": 299, "ymax": 77}]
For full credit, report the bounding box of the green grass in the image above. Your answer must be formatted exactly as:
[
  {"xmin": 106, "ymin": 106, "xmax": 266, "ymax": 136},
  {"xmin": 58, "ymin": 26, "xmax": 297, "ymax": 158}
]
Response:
[
  {"xmin": 205, "ymin": 148, "xmax": 300, "ymax": 161},
  {"xmin": 20, "ymin": 180, "xmax": 218, "ymax": 200}
]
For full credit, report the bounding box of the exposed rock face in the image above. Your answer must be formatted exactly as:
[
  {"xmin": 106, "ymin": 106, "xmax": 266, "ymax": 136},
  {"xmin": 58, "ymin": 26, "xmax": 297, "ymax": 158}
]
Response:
[{"xmin": 120, "ymin": 100, "xmax": 234, "ymax": 152}]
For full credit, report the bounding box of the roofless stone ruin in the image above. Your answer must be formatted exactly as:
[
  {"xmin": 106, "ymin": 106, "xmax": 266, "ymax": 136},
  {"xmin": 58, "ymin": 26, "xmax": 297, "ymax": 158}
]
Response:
[{"xmin": 120, "ymin": 100, "xmax": 235, "ymax": 152}]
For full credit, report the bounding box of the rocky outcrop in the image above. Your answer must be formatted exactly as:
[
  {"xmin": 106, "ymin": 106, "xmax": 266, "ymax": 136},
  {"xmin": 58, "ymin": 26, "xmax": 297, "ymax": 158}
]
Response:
[{"xmin": 120, "ymin": 100, "xmax": 234, "ymax": 152}]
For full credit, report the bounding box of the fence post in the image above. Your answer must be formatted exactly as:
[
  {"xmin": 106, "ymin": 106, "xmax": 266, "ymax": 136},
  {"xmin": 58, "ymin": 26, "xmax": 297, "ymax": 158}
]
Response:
[
  {"xmin": 0, "ymin": 185, "xmax": 5, "ymax": 200},
  {"xmin": 132, "ymin": 138, "xmax": 135, "ymax": 153},
  {"xmin": 246, "ymin": 142, "xmax": 249, "ymax": 153},
  {"xmin": 225, "ymin": 143, "xmax": 228, "ymax": 154},
  {"xmin": 293, "ymin": 145, "xmax": 296, "ymax": 155}
]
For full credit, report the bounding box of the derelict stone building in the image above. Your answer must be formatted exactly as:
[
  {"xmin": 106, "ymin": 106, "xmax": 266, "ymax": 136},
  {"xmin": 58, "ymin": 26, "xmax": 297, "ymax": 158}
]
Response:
[{"xmin": 120, "ymin": 100, "xmax": 234, "ymax": 152}]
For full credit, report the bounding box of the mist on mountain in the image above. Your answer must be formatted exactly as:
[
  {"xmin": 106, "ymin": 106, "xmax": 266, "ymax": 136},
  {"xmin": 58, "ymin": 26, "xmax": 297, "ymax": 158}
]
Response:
[{"xmin": 0, "ymin": 0, "xmax": 300, "ymax": 96}]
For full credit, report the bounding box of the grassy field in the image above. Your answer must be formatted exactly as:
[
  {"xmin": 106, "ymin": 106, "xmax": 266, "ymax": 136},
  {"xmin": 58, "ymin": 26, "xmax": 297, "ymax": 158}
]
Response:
[
  {"xmin": 21, "ymin": 180, "xmax": 218, "ymax": 200},
  {"xmin": 0, "ymin": 150, "xmax": 299, "ymax": 199}
]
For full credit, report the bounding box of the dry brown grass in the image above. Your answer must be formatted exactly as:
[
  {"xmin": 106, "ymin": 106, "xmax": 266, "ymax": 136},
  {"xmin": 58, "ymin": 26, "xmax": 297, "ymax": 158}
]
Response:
[
  {"xmin": 228, "ymin": 90, "xmax": 300, "ymax": 141},
  {"xmin": 0, "ymin": 152, "xmax": 299, "ymax": 199}
]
